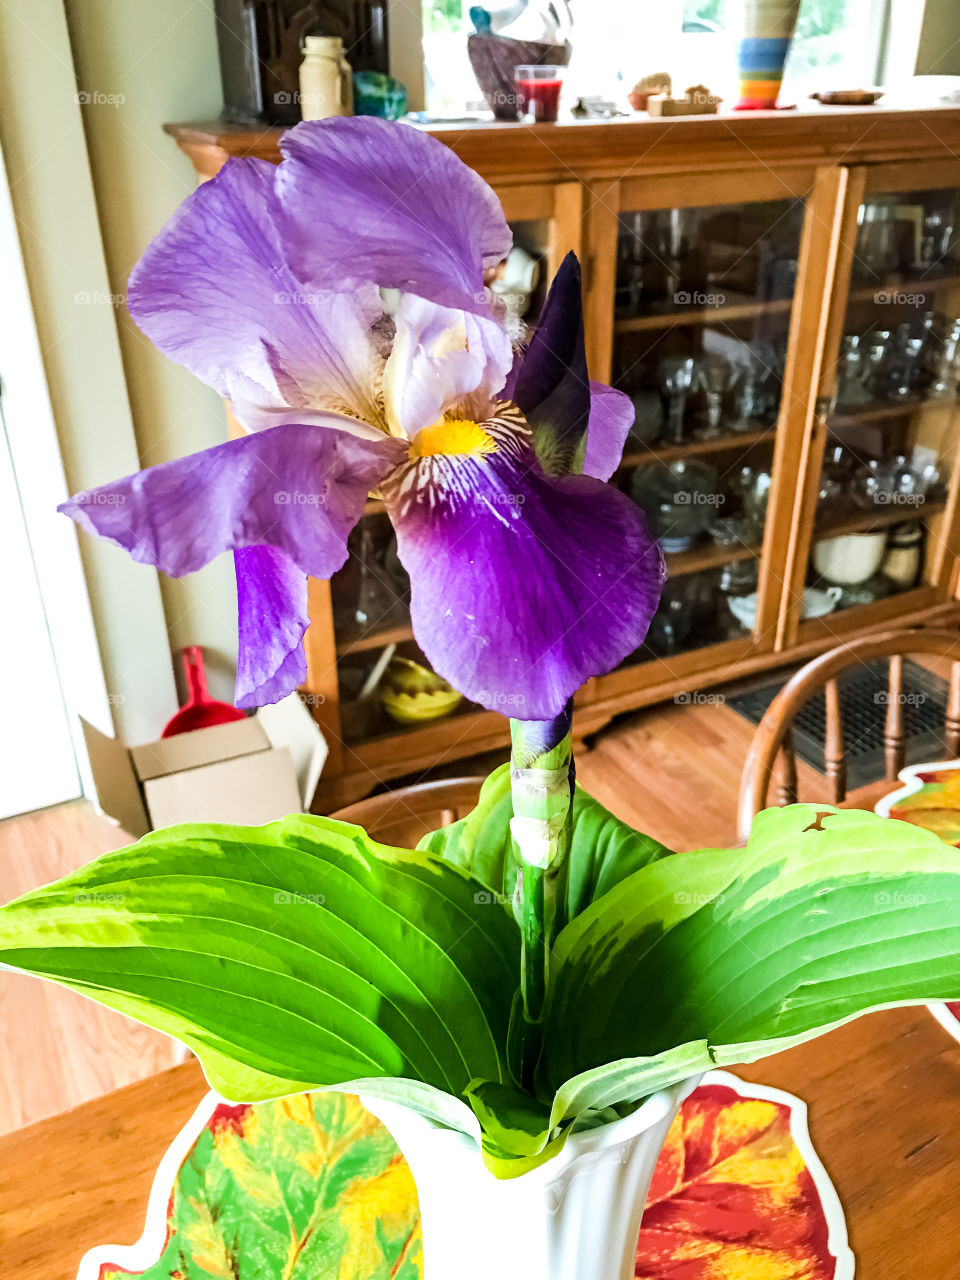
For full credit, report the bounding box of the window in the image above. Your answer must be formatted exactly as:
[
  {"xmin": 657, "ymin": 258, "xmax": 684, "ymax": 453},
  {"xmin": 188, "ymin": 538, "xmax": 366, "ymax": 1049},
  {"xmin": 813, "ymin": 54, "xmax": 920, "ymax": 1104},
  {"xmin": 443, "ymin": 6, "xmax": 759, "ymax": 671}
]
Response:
[{"xmin": 420, "ymin": 0, "xmax": 891, "ymax": 117}]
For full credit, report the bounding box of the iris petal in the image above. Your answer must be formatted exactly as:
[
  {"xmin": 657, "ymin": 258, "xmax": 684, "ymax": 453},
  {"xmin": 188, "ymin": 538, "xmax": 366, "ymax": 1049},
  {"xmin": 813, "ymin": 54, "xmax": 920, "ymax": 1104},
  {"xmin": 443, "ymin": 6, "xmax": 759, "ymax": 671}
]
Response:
[
  {"xmin": 276, "ymin": 118, "xmax": 512, "ymax": 316},
  {"xmin": 508, "ymin": 253, "xmax": 591, "ymax": 475},
  {"xmin": 127, "ymin": 156, "xmax": 385, "ymax": 425},
  {"xmin": 60, "ymin": 423, "xmax": 403, "ymax": 580},
  {"xmin": 583, "ymin": 381, "xmax": 635, "ymax": 481},
  {"xmin": 235, "ymin": 546, "xmax": 309, "ymax": 707},
  {"xmin": 382, "ymin": 412, "xmax": 664, "ymax": 719},
  {"xmin": 383, "ymin": 294, "xmax": 513, "ymax": 438}
]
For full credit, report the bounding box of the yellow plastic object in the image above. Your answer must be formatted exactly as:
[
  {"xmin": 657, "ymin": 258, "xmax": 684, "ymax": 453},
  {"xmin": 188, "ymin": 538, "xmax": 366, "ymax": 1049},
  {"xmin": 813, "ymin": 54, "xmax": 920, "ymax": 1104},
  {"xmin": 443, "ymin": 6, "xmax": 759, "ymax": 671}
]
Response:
[{"xmin": 379, "ymin": 657, "xmax": 463, "ymax": 724}]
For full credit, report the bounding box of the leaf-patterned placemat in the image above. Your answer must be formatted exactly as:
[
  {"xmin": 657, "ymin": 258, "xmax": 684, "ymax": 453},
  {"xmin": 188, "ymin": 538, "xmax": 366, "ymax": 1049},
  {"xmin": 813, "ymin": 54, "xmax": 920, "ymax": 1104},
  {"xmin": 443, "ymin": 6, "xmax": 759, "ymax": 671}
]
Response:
[{"xmin": 82, "ymin": 1073, "xmax": 852, "ymax": 1280}]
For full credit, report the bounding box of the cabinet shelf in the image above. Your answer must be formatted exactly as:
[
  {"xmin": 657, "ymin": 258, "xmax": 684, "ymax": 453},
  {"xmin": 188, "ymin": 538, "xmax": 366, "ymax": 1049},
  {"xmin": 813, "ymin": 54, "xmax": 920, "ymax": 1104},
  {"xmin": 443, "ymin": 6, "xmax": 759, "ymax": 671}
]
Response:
[
  {"xmin": 847, "ymin": 272, "xmax": 960, "ymax": 303},
  {"xmin": 619, "ymin": 427, "xmax": 774, "ymax": 469},
  {"xmin": 335, "ymin": 621, "xmax": 413, "ymax": 656},
  {"xmin": 829, "ymin": 397, "xmax": 956, "ymax": 429},
  {"xmin": 614, "ymin": 297, "xmax": 792, "ymax": 334},
  {"xmin": 665, "ymin": 539, "xmax": 760, "ymax": 577},
  {"xmin": 814, "ymin": 500, "xmax": 946, "ymax": 541}
]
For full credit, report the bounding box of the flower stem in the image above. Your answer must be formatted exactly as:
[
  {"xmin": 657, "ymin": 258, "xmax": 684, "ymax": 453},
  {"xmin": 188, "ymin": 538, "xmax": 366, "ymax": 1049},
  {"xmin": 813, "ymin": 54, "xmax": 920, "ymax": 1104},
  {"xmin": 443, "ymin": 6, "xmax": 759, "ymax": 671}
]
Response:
[{"xmin": 509, "ymin": 705, "xmax": 574, "ymax": 1059}]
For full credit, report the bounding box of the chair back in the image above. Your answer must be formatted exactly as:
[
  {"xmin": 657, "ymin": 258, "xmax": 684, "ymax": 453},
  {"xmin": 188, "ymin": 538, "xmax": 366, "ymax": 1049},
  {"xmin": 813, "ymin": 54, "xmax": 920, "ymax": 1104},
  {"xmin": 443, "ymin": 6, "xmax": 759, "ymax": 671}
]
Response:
[
  {"xmin": 331, "ymin": 776, "xmax": 486, "ymax": 848},
  {"xmin": 738, "ymin": 627, "xmax": 960, "ymax": 841}
]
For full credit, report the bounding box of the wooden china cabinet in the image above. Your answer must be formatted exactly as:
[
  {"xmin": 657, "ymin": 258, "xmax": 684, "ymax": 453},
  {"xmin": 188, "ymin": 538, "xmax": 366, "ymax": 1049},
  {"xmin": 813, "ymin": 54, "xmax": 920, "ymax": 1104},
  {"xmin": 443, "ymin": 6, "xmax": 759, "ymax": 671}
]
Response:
[{"xmin": 167, "ymin": 106, "xmax": 960, "ymax": 809}]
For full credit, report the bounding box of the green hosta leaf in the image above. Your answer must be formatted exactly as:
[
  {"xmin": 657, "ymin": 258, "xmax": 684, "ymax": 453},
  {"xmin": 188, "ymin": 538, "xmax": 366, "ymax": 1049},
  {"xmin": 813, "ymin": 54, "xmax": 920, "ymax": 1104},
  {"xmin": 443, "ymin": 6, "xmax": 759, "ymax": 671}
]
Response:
[
  {"xmin": 419, "ymin": 762, "xmax": 672, "ymax": 923},
  {"xmin": 462, "ymin": 1078, "xmax": 567, "ymax": 1177},
  {"xmin": 539, "ymin": 804, "xmax": 960, "ymax": 1107},
  {"xmin": 0, "ymin": 814, "xmax": 520, "ymax": 1113}
]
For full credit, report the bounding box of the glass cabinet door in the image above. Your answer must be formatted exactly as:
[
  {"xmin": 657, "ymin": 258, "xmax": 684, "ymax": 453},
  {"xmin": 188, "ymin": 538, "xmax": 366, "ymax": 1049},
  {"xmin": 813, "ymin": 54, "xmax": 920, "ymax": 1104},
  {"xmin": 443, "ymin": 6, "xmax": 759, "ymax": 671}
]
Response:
[
  {"xmin": 796, "ymin": 172, "xmax": 960, "ymax": 642},
  {"xmin": 595, "ymin": 177, "xmax": 813, "ymax": 685}
]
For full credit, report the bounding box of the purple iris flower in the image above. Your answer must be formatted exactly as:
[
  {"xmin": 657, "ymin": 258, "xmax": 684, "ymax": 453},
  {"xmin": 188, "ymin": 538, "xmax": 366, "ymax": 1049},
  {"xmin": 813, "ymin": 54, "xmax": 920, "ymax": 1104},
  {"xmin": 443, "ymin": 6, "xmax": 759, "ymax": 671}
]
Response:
[{"xmin": 61, "ymin": 118, "xmax": 664, "ymax": 719}]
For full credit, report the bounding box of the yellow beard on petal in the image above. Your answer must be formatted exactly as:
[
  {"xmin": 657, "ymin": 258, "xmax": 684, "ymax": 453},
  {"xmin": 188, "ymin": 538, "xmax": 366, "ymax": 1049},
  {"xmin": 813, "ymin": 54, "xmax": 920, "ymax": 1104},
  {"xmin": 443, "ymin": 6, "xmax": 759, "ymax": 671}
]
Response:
[{"xmin": 409, "ymin": 417, "xmax": 498, "ymax": 459}]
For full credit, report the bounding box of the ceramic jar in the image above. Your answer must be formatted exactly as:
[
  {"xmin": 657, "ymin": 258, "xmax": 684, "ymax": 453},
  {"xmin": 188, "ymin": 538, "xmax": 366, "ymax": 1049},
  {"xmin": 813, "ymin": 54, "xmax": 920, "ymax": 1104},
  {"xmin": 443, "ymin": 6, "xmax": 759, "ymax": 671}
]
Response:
[{"xmin": 299, "ymin": 36, "xmax": 353, "ymax": 121}]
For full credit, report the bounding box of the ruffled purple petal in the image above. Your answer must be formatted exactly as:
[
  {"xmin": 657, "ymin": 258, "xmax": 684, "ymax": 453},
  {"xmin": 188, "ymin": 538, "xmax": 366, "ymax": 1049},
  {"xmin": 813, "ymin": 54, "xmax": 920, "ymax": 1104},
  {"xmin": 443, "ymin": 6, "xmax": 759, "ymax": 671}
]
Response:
[
  {"xmin": 583, "ymin": 381, "xmax": 634, "ymax": 481},
  {"xmin": 234, "ymin": 546, "xmax": 309, "ymax": 708},
  {"xmin": 507, "ymin": 253, "xmax": 591, "ymax": 475},
  {"xmin": 383, "ymin": 293, "xmax": 513, "ymax": 437},
  {"xmin": 128, "ymin": 156, "xmax": 386, "ymax": 425},
  {"xmin": 276, "ymin": 118, "xmax": 512, "ymax": 316},
  {"xmin": 60, "ymin": 423, "xmax": 403, "ymax": 580},
  {"xmin": 382, "ymin": 412, "xmax": 664, "ymax": 719}
]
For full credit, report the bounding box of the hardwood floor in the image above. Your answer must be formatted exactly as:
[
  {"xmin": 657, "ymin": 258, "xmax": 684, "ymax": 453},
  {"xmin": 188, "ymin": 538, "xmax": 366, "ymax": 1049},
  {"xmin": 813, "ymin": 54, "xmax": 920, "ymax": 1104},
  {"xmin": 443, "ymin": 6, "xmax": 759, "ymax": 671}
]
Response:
[
  {"xmin": 0, "ymin": 692, "xmax": 899, "ymax": 1135},
  {"xmin": 0, "ymin": 804, "xmax": 180, "ymax": 1136}
]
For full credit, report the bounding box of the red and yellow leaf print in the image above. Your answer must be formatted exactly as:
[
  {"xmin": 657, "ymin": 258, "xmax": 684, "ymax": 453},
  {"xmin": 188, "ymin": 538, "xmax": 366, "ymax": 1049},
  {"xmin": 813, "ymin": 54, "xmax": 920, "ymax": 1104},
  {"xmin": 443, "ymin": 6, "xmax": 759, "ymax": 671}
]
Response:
[{"xmin": 636, "ymin": 1084, "xmax": 835, "ymax": 1280}]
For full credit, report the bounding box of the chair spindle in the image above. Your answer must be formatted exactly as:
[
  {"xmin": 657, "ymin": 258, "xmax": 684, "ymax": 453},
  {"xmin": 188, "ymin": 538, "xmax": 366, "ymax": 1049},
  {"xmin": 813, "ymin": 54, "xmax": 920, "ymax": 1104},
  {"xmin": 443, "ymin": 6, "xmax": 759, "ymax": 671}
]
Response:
[
  {"xmin": 884, "ymin": 654, "xmax": 906, "ymax": 779},
  {"xmin": 777, "ymin": 727, "xmax": 799, "ymax": 806},
  {"xmin": 947, "ymin": 661, "xmax": 960, "ymax": 759},
  {"xmin": 824, "ymin": 678, "xmax": 846, "ymax": 803}
]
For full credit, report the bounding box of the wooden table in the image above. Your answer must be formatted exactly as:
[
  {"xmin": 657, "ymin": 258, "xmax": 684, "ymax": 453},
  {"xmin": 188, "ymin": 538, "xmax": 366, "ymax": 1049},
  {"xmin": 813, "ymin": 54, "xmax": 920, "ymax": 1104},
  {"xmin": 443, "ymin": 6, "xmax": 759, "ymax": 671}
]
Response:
[{"xmin": 1, "ymin": 1006, "xmax": 958, "ymax": 1280}]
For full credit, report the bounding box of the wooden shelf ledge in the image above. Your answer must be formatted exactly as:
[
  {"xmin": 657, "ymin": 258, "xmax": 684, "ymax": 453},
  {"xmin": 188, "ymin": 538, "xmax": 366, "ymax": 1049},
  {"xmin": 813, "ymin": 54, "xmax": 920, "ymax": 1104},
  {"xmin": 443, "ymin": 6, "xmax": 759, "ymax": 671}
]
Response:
[
  {"xmin": 665, "ymin": 538, "xmax": 760, "ymax": 576},
  {"xmin": 619, "ymin": 427, "xmax": 775, "ymax": 469},
  {"xmin": 614, "ymin": 297, "xmax": 792, "ymax": 334},
  {"xmin": 813, "ymin": 499, "xmax": 946, "ymax": 541}
]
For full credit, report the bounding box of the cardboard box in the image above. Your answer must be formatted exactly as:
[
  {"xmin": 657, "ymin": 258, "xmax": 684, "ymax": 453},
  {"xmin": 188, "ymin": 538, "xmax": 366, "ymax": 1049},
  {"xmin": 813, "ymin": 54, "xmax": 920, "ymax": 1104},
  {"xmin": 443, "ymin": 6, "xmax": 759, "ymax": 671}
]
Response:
[{"xmin": 81, "ymin": 694, "xmax": 328, "ymax": 838}]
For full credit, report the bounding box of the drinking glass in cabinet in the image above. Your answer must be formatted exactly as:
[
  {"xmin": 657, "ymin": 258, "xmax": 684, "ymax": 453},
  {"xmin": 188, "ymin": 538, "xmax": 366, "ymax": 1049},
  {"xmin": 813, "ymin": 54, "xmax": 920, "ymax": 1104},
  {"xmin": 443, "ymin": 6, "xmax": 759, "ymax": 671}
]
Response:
[
  {"xmin": 331, "ymin": 518, "xmax": 410, "ymax": 645},
  {"xmin": 696, "ymin": 355, "xmax": 738, "ymax": 440},
  {"xmin": 659, "ymin": 356, "xmax": 696, "ymax": 444}
]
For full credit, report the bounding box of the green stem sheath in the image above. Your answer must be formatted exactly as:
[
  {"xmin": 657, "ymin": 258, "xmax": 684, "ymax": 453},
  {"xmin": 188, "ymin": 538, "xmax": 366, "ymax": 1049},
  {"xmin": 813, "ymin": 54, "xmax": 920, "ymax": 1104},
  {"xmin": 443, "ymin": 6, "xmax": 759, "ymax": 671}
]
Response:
[{"xmin": 509, "ymin": 705, "xmax": 575, "ymax": 1079}]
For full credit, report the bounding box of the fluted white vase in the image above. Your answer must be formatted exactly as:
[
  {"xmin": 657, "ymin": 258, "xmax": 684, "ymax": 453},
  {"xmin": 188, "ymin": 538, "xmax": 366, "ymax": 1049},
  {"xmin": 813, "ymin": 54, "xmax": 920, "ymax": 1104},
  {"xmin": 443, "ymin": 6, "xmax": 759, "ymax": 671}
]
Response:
[{"xmin": 362, "ymin": 1075, "xmax": 701, "ymax": 1280}]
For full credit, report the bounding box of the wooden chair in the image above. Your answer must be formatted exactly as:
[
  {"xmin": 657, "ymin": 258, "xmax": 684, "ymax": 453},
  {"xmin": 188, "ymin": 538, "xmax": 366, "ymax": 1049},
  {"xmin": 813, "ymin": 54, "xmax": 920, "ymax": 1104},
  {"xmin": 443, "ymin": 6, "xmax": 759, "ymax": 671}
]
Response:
[
  {"xmin": 737, "ymin": 628, "xmax": 960, "ymax": 841},
  {"xmin": 331, "ymin": 776, "xmax": 486, "ymax": 848}
]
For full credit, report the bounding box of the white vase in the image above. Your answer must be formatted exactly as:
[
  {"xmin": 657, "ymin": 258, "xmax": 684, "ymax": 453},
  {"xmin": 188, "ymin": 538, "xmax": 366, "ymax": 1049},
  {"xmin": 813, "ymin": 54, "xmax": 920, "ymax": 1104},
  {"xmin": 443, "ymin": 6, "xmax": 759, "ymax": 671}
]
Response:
[{"xmin": 361, "ymin": 1074, "xmax": 701, "ymax": 1280}]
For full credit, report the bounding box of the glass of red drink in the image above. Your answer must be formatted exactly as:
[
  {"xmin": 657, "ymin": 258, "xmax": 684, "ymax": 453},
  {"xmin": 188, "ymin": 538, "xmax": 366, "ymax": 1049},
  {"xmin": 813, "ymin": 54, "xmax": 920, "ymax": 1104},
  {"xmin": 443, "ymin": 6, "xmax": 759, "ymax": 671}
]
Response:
[{"xmin": 514, "ymin": 64, "xmax": 564, "ymax": 124}]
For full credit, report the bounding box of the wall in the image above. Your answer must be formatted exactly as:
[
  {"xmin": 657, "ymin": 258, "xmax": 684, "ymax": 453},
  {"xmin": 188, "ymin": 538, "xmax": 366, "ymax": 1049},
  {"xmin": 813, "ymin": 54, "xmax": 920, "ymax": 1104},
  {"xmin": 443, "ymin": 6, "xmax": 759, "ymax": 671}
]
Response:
[
  {"xmin": 64, "ymin": 0, "xmax": 240, "ymax": 705},
  {"xmin": 915, "ymin": 0, "xmax": 960, "ymax": 77},
  {"xmin": 0, "ymin": 0, "xmax": 177, "ymax": 743}
]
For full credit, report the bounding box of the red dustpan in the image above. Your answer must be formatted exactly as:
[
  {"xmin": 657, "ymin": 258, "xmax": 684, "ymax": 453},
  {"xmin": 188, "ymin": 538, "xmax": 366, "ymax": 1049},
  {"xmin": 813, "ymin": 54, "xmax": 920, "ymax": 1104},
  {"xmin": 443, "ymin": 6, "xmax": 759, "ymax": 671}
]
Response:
[{"xmin": 161, "ymin": 646, "xmax": 246, "ymax": 738}]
